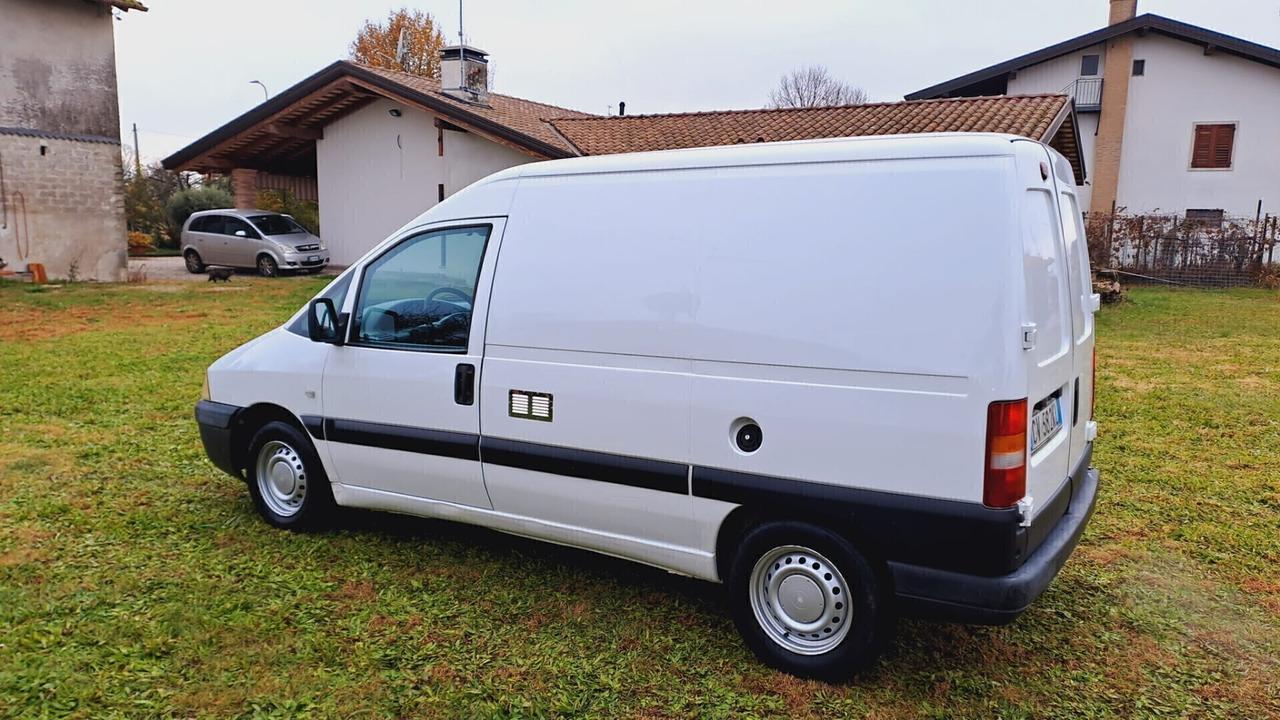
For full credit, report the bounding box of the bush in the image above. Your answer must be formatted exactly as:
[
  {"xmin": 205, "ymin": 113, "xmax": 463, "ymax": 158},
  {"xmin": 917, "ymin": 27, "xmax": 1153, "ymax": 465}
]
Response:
[
  {"xmin": 127, "ymin": 231, "xmax": 155, "ymax": 256},
  {"xmin": 166, "ymin": 186, "xmax": 233, "ymax": 239}
]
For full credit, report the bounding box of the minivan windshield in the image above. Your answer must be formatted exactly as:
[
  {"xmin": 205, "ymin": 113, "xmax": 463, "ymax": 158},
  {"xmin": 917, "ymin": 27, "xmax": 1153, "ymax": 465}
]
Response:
[{"xmin": 248, "ymin": 214, "xmax": 307, "ymax": 236}]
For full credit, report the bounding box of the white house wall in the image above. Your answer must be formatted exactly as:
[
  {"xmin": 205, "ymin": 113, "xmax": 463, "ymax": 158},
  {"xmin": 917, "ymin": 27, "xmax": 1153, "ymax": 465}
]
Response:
[
  {"xmin": 1117, "ymin": 34, "xmax": 1280, "ymax": 216},
  {"xmin": 316, "ymin": 98, "xmax": 534, "ymax": 266},
  {"xmin": 1007, "ymin": 43, "xmax": 1105, "ymax": 211}
]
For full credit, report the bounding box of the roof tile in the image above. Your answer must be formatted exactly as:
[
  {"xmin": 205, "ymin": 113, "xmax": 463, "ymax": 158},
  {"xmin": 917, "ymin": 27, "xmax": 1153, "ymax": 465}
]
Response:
[{"xmin": 549, "ymin": 94, "xmax": 1070, "ymax": 156}]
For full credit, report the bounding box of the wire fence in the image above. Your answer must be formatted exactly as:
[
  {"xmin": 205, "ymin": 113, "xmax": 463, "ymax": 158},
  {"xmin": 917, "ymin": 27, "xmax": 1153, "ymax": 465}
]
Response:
[{"xmin": 1085, "ymin": 212, "xmax": 1280, "ymax": 288}]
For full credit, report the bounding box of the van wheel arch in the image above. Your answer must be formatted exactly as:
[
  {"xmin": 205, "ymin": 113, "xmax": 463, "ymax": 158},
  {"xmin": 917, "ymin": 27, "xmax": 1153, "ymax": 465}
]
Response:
[
  {"xmin": 714, "ymin": 506, "xmax": 892, "ymax": 590},
  {"xmin": 229, "ymin": 403, "xmax": 310, "ymax": 478}
]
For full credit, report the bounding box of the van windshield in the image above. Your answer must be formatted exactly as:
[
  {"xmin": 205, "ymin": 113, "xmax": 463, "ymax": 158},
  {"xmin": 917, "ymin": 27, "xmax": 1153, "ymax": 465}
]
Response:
[{"xmin": 248, "ymin": 214, "xmax": 307, "ymax": 236}]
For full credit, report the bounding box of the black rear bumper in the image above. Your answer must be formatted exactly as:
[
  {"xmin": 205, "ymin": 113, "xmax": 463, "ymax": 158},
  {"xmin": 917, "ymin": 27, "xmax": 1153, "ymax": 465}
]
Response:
[
  {"xmin": 195, "ymin": 400, "xmax": 242, "ymax": 478},
  {"xmin": 890, "ymin": 446, "xmax": 1099, "ymax": 624}
]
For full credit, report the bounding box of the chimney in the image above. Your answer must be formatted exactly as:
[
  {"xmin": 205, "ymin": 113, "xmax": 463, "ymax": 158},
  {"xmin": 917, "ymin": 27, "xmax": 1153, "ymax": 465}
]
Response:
[
  {"xmin": 1109, "ymin": 0, "xmax": 1136, "ymax": 25},
  {"xmin": 1090, "ymin": 0, "xmax": 1137, "ymax": 215},
  {"xmin": 439, "ymin": 45, "xmax": 489, "ymax": 104},
  {"xmin": 618, "ymin": 101, "xmax": 626, "ymax": 117}
]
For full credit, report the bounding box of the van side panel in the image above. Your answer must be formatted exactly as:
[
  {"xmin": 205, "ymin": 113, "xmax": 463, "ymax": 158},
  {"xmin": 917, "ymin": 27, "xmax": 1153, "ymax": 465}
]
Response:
[{"xmin": 687, "ymin": 157, "xmax": 1019, "ymax": 505}]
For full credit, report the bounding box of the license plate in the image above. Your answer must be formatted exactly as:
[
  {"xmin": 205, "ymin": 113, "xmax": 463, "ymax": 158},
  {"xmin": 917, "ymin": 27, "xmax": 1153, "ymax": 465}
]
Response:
[
  {"xmin": 307, "ymin": 255, "xmax": 320, "ymax": 263},
  {"xmin": 1030, "ymin": 396, "xmax": 1063, "ymax": 453}
]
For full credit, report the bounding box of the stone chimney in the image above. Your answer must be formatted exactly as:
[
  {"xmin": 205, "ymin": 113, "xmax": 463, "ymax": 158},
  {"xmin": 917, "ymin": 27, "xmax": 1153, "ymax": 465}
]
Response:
[
  {"xmin": 1089, "ymin": 0, "xmax": 1138, "ymax": 215},
  {"xmin": 440, "ymin": 45, "xmax": 490, "ymax": 104}
]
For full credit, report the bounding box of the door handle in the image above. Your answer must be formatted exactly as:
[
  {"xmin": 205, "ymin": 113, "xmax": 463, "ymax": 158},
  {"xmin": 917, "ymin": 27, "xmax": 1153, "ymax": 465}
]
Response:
[{"xmin": 454, "ymin": 363, "xmax": 475, "ymax": 406}]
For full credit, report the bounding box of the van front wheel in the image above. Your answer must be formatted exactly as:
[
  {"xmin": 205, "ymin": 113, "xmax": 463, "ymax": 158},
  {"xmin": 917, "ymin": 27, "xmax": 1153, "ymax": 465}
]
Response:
[
  {"xmin": 245, "ymin": 421, "xmax": 334, "ymax": 530},
  {"xmin": 728, "ymin": 521, "xmax": 891, "ymax": 681}
]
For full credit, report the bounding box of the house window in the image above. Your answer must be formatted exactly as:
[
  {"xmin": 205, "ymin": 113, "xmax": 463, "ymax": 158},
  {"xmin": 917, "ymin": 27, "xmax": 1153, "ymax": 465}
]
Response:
[
  {"xmin": 1132, "ymin": 59, "xmax": 1145, "ymax": 76},
  {"xmin": 1190, "ymin": 123, "xmax": 1236, "ymax": 169},
  {"xmin": 1080, "ymin": 54, "xmax": 1100, "ymax": 76},
  {"xmin": 1186, "ymin": 209, "xmax": 1225, "ymax": 226}
]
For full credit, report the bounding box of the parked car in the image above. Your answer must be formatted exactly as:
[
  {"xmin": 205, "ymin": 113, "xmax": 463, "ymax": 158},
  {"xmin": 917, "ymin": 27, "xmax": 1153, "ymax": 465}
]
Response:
[
  {"xmin": 194, "ymin": 134, "xmax": 1100, "ymax": 680},
  {"xmin": 181, "ymin": 209, "xmax": 327, "ymax": 277}
]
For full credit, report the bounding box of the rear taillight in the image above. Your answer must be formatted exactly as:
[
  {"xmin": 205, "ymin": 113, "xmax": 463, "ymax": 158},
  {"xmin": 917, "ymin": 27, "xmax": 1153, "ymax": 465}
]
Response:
[
  {"xmin": 1090, "ymin": 346, "xmax": 1097, "ymax": 420},
  {"xmin": 984, "ymin": 399, "xmax": 1028, "ymax": 508}
]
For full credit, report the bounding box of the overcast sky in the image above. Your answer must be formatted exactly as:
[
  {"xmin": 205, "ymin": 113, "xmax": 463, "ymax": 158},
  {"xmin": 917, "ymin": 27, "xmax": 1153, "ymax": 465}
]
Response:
[{"xmin": 115, "ymin": 0, "xmax": 1280, "ymax": 163}]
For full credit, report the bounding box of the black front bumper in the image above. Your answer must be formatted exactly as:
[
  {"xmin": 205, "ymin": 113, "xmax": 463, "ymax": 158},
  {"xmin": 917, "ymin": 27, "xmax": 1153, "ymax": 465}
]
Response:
[
  {"xmin": 195, "ymin": 400, "xmax": 242, "ymax": 478},
  {"xmin": 889, "ymin": 445, "xmax": 1100, "ymax": 624}
]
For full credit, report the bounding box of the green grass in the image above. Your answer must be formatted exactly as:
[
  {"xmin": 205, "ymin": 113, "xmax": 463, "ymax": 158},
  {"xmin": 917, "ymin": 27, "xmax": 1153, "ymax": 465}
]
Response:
[{"xmin": 1, "ymin": 281, "xmax": 1278, "ymax": 719}]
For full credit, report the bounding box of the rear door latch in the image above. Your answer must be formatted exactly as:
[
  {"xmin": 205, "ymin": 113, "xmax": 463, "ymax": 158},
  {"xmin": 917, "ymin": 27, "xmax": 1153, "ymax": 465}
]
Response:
[{"xmin": 1021, "ymin": 322, "xmax": 1038, "ymax": 351}]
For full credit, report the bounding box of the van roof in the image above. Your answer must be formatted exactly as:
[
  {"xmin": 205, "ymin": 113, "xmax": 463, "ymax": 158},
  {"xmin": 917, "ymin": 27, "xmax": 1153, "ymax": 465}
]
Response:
[{"xmin": 492, "ymin": 132, "xmax": 1029, "ymax": 182}]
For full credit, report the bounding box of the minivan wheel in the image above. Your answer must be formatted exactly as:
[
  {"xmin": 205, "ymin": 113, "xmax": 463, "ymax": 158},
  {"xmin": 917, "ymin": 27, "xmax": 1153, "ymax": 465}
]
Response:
[
  {"xmin": 245, "ymin": 421, "xmax": 334, "ymax": 530},
  {"xmin": 256, "ymin": 255, "xmax": 279, "ymax": 277},
  {"xmin": 184, "ymin": 250, "xmax": 205, "ymax": 274},
  {"xmin": 728, "ymin": 521, "xmax": 892, "ymax": 681}
]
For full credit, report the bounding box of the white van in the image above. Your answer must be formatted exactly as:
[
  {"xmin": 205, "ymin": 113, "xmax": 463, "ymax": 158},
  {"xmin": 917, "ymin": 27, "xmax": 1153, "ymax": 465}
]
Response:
[{"xmin": 195, "ymin": 133, "xmax": 1099, "ymax": 680}]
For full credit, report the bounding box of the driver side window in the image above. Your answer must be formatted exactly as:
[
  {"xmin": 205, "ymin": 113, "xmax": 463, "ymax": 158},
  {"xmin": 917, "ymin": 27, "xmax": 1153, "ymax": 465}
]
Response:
[{"xmin": 352, "ymin": 225, "xmax": 490, "ymax": 351}]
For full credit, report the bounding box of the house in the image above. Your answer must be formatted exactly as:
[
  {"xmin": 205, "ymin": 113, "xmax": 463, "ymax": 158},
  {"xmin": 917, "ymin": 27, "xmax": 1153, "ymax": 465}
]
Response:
[
  {"xmin": 0, "ymin": 0, "xmax": 146, "ymax": 281},
  {"xmin": 165, "ymin": 46, "xmax": 1085, "ymax": 267},
  {"xmin": 907, "ymin": 0, "xmax": 1280, "ymax": 221}
]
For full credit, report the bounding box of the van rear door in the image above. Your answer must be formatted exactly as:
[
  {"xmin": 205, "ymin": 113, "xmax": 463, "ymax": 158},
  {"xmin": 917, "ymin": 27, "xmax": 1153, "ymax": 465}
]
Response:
[
  {"xmin": 1052, "ymin": 175, "xmax": 1097, "ymax": 473},
  {"xmin": 1018, "ymin": 156, "xmax": 1075, "ymax": 516}
]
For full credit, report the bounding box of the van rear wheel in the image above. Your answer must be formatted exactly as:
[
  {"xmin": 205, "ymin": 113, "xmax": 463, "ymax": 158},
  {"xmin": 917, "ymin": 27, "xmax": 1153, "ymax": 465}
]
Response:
[
  {"xmin": 245, "ymin": 421, "xmax": 334, "ymax": 530},
  {"xmin": 184, "ymin": 250, "xmax": 205, "ymax": 274},
  {"xmin": 728, "ymin": 521, "xmax": 892, "ymax": 681}
]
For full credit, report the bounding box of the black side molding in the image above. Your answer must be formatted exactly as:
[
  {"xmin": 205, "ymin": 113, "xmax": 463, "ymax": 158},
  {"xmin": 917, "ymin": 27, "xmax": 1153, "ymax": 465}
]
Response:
[
  {"xmin": 301, "ymin": 415, "xmax": 325, "ymax": 439},
  {"xmin": 482, "ymin": 437, "xmax": 688, "ymax": 495},
  {"xmin": 693, "ymin": 466, "xmax": 1025, "ymax": 577},
  {"xmin": 324, "ymin": 418, "xmax": 479, "ymax": 461}
]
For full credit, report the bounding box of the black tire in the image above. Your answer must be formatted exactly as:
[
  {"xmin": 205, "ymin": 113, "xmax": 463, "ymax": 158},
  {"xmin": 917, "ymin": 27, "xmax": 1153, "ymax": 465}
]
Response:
[
  {"xmin": 256, "ymin": 254, "xmax": 279, "ymax": 277},
  {"xmin": 184, "ymin": 250, "xmax": 205, "ymax": 274},
  {"xmin": 245, "ymin": 421, "xmax": 335, "ymax": 530},
  {"xmin": 727, "ymin": 520, "xmax": 893, "ymax": 681}
]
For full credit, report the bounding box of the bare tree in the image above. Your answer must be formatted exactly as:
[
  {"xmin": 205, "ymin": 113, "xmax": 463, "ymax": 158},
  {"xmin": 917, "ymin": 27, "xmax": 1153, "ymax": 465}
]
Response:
[{"xmin": 768, "ymin": 65, "xmax": 868, "ymax": 108}]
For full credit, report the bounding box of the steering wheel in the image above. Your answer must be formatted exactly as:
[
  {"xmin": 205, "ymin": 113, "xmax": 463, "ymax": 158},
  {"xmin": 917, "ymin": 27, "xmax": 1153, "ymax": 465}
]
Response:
[{"xmin": 427, "ymin": 286, "xmax": 472, "ymax": 308}]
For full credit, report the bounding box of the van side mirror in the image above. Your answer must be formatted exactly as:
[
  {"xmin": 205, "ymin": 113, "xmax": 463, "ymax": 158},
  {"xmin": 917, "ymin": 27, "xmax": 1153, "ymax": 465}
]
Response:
[
  {"xmin": 234, "ymin": 230, "xmax": 247, "ymax": 237},
  {"xmin": 308, "ymin": 298, "xmax": 347, "ymax": 345}
]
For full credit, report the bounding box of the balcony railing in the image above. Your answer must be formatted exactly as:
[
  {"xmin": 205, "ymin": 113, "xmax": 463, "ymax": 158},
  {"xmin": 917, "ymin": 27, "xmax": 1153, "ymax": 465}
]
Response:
[{"xmin": 1062, "ymin": 77, "xmax": 1103, "ymax": 112}]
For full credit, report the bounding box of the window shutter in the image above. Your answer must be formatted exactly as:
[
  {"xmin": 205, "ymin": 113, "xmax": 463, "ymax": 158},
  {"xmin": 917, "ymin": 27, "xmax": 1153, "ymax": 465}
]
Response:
[
  {"xmin": 1212, "ymin": 125, "xmax": 1234, "ymax": 168},
  {"xmin": 1191, "ymin": 124, "xmax": 1234, "ymax": 169},
  {"xmin": 1192, "ymin": 126, "xmax": 1214, "ymax": 167}
]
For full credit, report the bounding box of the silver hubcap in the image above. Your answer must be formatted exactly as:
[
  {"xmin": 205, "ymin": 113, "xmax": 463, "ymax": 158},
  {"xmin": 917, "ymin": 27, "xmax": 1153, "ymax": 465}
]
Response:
[
  {"xmin": 186, "ymin": 254, "xmax": 200, "ymax": 271},
  {"xmin": 256, "ymin": 441, "xmax": 306, "ymax": 517},
  {"xmin": 259, "ymin": 258, "xmax": 275, "ymax": 276},
  {"xmin": 749, "ymin": 545, "xmax": 852, "ymax": 655}
]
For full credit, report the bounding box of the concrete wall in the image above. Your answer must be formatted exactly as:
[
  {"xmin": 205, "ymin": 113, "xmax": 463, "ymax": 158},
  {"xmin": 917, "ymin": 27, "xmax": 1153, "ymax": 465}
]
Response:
[
  {"xmin": 0, "ymin": 0, "xmax": 127, "ymax": 281},
  {"xmin": 0, "ymin": 0, "xmax": 121, "ymax": 138},
  {"xmin": 0, "ymin": 132, "xmax": 127, "ymax": 281},
  {"xmin": 316, "ymin": 98, "xmax": 534, "ymax": 266},
  {"xmin": 1007, "ymin": 34, "xmax": 1280, "ymax": 216},
  {"xmin": 1117, "ymin": 34, "xmax": 1280, "ymax": 216}
]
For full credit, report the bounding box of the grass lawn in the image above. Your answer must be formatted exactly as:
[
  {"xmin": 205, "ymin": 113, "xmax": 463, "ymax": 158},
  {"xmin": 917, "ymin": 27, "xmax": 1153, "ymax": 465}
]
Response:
[{"xmin": 1, "ymin": 279, "xmax": 1278, "ymax": 719}]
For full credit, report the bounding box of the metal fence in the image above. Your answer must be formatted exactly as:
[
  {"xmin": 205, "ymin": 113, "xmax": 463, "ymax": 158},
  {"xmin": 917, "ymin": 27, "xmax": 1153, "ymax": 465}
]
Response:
[{"xmin": 1085, "ymin": 212, "xmax": 1280, "ymax": 288}]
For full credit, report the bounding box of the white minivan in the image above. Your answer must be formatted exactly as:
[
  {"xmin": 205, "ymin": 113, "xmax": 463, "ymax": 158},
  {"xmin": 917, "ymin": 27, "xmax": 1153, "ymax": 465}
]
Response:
[{"xmin": 196, "ymin": 133, "xmax": 1099, "ymax": 680}]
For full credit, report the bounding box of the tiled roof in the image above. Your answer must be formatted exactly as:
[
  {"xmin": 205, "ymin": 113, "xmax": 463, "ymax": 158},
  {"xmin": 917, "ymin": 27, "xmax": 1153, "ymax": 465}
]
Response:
[
  {"xmin": 355, "ymin": 64, "xmax": 594, "ymax": 155},
  {"xmin": 548, "ymin": 94, "xmax": 1072, "ymax": 156}
]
